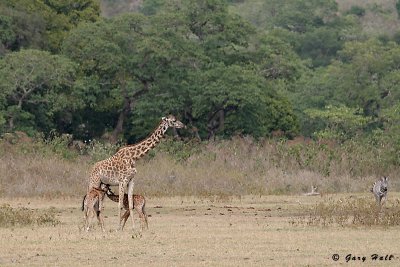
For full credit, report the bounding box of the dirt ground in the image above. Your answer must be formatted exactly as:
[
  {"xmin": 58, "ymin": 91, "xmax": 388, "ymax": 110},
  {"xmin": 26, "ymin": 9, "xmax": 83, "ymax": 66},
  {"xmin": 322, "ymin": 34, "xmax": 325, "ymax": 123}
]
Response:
[{"xmin": 0, "ymin": 194, "xmax": 399, "ymax": 266}]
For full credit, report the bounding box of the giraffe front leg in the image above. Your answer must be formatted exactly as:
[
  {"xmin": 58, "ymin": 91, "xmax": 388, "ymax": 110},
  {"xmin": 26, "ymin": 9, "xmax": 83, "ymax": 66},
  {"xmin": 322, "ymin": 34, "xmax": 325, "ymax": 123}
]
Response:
[
  {"xmin": 86, "ymin": 209, "xmax": 95, "ymax": 232},
  {"xmin": 97, "ymin": 202, "xmax": 105, "ymax": 232},
  {"xmin": 84, "ymin": 210, "xmax": 90, "ymax": 232},
  {"xmin": 127, "ymin": 179, "xmax": 135, "ymax": 231},
  {"xmin": 118, "ymin": 183, "xmax": 126, "ymax": 231}
]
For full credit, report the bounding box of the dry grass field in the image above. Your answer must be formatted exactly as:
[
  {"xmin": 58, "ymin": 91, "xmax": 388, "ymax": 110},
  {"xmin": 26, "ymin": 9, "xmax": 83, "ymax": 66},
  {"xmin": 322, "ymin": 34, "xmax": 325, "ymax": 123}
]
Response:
[
  {"xmin": 0, "ymin": 194, "xmax": 399, "ymax": 266},
  {"xmin": 0, "ymin": 137, "xmax": 399, "ymax": 266}
]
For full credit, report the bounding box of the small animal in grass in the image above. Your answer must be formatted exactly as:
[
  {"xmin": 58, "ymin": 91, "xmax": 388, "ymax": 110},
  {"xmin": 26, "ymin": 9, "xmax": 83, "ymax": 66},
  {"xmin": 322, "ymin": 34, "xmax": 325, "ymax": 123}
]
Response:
[
  {"xmin": 370, "ymin": 176, "xmax": 389, "ymax": 206},
  {"xmin": 81, "ymin": 183, "xmax": 109, "ymax": 232},
  {"xmin": 105, "ymin": 187, "xmax": 148, "ymax": 231}
]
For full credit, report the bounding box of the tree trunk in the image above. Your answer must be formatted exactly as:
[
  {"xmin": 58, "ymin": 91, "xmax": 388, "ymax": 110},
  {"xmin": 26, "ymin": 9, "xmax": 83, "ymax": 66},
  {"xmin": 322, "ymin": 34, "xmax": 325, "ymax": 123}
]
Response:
[
  {"xmin": 110, "ymin": 96, "xmax": 132, "ymax": 144},
  {"xmin": 207, "ymin": 109, "xmax": 225, "ymax": 140},
  {"xmin": 109, "ymin": 79, "xmax": 151, "ymax": 144}
]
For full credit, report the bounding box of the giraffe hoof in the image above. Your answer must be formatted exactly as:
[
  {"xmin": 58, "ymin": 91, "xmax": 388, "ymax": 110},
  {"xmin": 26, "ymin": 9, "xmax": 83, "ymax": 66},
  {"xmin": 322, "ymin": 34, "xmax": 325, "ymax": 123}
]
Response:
[{"xmin": 131, "ymin": 232, "xmax": 142, "ymax": 239}]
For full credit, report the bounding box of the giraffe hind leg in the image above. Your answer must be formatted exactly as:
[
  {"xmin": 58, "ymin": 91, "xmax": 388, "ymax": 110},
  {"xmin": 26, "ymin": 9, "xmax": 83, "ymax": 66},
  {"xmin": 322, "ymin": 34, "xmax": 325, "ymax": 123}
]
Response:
[
  {"xmin": 86, "ymin": 208, "xmax": 95, "ymax": 231},
  {"xmin": 96, "ymin": 210, "xmax": 105, "ymax": 232},
  {"xmin": 120, "ymin": 210, "xmax": 130, "ymax": 231},
  {"xmin": 96, "ymin": 200, "xmax": 105, "ymax": 232},
  {"xmin": 142, "ymin": 205, "xmax": 148, "ymax": 230},
  {"xmin": 136, "ymin": 206, "xmax": 148, "ymax": 230}
]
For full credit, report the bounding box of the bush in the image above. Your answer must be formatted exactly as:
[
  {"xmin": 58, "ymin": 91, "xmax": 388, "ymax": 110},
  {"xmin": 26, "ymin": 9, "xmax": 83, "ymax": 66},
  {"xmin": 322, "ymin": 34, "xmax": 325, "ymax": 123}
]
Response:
[
  {"xmin": 155, "ymin": 137, "xmax": 202, "ymax": 162},
  {"xmin": 346, "ymin": 5, "xmax": 366, "ymax": 17},
  {"xmin": 0, "ymin": 204, "xmax": 60, "ymax": 227},
  {"xmin": 291, "ymin": 197, "xmax": 400, "ymax": 227}
]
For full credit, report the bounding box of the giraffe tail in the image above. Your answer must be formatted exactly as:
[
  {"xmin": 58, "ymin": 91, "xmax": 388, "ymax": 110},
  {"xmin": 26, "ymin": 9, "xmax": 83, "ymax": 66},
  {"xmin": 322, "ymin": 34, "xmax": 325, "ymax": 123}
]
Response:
[{"xmin": 81, "ymin": 194, "xmax": 86, "ymax": 212}]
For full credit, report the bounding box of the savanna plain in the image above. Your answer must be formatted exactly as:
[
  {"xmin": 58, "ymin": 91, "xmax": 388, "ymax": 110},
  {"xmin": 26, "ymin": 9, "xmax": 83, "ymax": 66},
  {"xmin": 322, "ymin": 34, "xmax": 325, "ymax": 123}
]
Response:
[
  {"xmin": 1, "ymin": 194, "xmax": 400, "ymax": 266},
  {"xmin": 0, "ymin": 136, "xmax": 399, "ymax": 266}
]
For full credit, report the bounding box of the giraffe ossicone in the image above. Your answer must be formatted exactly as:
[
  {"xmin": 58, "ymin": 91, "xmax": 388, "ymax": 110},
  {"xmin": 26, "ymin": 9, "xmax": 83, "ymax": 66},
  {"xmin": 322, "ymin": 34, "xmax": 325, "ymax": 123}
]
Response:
[{"xmin": 86, "ymin": 115, "xmax": 185, "ymax": 231}]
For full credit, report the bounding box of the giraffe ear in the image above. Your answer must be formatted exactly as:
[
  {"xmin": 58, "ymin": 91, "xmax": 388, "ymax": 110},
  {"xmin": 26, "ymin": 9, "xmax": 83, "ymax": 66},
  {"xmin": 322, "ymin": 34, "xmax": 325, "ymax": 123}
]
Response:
[{"xmin": 162, "ymin": 117, "xmax": 166, "ymax": 120}]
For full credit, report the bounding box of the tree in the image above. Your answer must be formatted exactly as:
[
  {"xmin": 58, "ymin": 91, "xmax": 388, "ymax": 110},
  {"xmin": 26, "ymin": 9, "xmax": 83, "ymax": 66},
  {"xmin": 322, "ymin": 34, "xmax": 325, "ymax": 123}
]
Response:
[
  {"xmin": 189, "ymin": 64, "xmax": 298, "ymax": 138},
  {"xmin": 0, "ymin": 0, "xmax": 100, "ymax": 54},
  {"xmin": 305, "ymin": 105, "xmax": 372, "ymax": 140},
  {"xmin": 0, "ymin": 49, "xmax": 77, "ymax": 134},
  {"xmin": 293, "ymin": 38, "xmax": 400, "ymax": 136},
  {"xmin": 62, "ymin": 1, "xmax": 300, "ymax": 141},
  {"xmin": 231, "ymin": 0, "xmax": 359, "ymax": 67},
  {"xmin": 130, "ymin": 0, "xmax": 298, "ymax": 140},
  {"xmin": 63, "ymin": 12, "xmax": 199, "ymax": 142},
  {"xmin": 62, "ymin": 14, "xmax": 144, "ymax": 142},
  {"xmin": 0, "ymin": 1, "xmax": 47, "ymax": 54},
  {"xmin": 139, "ymin": 0, "xmax": 165, "ymax": 15}
]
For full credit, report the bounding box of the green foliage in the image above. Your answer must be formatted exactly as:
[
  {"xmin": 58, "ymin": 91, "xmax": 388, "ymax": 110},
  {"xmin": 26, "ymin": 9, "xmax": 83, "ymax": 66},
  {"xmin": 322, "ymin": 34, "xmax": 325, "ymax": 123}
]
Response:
[
  {"xmin": 0, "ymin": 15, "xmax": 15, "ymax": 54},
  {"xmin": 85, "ymin": 140, "xmax": 120, "ymax": 163},
  {"xmin": 190, "ymin": 64, "xmax": 297, "ymax": 138},
  {"xmin": 305, "ymin": 105, "xmax": 372, "ymax": 140},
  {"xmin": 0, "ymin": 0, "xmax": 100, "ymax": 53},
  {"xmin": 0, "ymin": 49, "xmax": 77, "ymax": 134},
  {"xmin": 231, "ymin": 0, "xmax": 357, "ymax": 67},
  {"xmin": 0, "ymin": 1, "xmax": 47, "ymax": 53},
  {"xmin": 63, "ymin": 1, "xmax": 298, "ymax": 141},
  {"xmin": 397, "ymin": 0, "xmax": 400, "ymax": 18},
  {"xmin": 253, "ymin": 34, "xmax": 309, "ymax": 82},
  {"xmin": 0, "ymin": 0, "xmax": 399, "ymax": 148},
  {"xmin": 293, "ymin": 38, "xmax": 400, "ymax": 137},
  {"xmin": 346, "ymin": 5, "xmax": 366, "ymax": 17},
  {"xmin": 140, "ymin": 0, "xmax": 165, "ymax": 15},
  {"xmin": 156, "ymin": 137, "xmax": 202, "ymax": 162}
]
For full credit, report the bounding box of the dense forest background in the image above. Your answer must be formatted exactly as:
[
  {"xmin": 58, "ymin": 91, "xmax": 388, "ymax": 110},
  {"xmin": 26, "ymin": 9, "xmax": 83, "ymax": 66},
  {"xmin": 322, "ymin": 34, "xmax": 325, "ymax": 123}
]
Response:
[
  {"xmin": 0, "ymin": 0, "xmax": 400, "ymax": 197},
  {"xmin": 0, "ymin": 0, "xmax": 399, "ymax": 153}
]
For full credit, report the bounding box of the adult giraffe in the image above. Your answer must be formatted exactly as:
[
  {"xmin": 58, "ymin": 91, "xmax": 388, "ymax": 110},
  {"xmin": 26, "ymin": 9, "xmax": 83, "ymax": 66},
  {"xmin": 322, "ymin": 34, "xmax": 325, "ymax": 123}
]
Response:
[{"xmin": 86, "ymin": 115, "xmax": 185, "ymax": 231}]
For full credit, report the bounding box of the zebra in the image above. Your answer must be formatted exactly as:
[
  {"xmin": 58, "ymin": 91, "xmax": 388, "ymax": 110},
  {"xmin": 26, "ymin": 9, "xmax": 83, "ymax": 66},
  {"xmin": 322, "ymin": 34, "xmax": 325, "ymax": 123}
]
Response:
[{"xmin": 370, "ymin": 176, "xmax": 389, "ymax": 206}]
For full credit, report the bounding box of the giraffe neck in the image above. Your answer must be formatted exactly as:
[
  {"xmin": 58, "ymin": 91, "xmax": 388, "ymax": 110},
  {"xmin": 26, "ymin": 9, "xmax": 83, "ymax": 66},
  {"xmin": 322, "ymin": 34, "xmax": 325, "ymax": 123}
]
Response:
[{"xmin": 118, "ymin": 121, "xmax": 168, "ymax": 160}]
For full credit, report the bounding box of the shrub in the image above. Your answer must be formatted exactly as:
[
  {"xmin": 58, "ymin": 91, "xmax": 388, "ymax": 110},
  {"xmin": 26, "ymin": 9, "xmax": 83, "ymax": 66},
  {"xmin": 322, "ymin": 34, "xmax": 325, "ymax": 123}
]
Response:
[
  {"xmin": 346, "ymin": 5, "xmax": 366, "ymax": 17},
  {"xmin": 0, "ymin": 204, "xmax": 60, "ymax": 227},
  {"xmin": 291, "ymin": 197, "xmax": 400, "ymax": 227},
  {"xmin": 156, "ymin": 137, "xmax": 202, "ymax": 162}
]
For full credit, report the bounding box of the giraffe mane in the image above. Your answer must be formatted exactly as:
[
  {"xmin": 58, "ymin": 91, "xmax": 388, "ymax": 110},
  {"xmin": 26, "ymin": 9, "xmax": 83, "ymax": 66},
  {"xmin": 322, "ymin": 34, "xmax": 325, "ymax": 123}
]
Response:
[{"xmin": 123, "ymin": 119, "xmax": 165, "ymax": 149}]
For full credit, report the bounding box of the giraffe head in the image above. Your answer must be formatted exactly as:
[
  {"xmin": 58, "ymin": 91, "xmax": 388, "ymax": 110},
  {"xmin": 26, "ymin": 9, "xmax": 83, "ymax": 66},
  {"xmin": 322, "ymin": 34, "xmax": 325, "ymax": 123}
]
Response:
[
  {"xmin": 105, "ymin": 186, "xmax": 115, "ymax": 196},
  {"xmin": 162, "ymin": 115, "xmax": 186, "ymax": 129},
  {"xmin": 100, "ymin": 183, "xmax": 110, "ymax": 192}
]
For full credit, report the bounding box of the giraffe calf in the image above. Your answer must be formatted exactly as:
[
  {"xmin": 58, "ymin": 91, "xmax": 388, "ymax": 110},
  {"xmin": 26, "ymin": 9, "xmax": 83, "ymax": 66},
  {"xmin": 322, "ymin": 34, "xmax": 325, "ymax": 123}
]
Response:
[
  {"xmin": 106, "ymin": 187, "xmax": 148, "ymax": 231},
  {"xmin": 81, "ymin": 183, "xmax": 109, "ymax": 232}
]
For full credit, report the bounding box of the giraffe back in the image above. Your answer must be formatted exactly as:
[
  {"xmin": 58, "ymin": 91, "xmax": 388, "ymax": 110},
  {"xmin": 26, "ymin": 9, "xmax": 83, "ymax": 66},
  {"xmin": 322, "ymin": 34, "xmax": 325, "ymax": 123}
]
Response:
[
  {"xmin": 82, "ymin": 184, "xmax": 109, "ymax": 212},
  {"xmin": 106, "ymin": 190, "xmax": 145, "ymax": 210}
]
